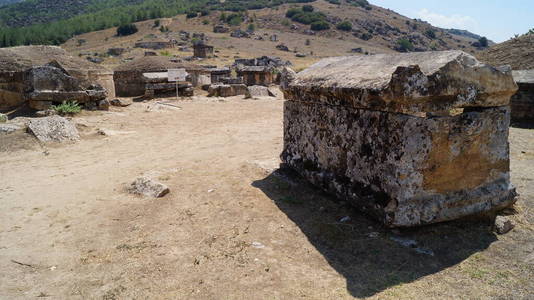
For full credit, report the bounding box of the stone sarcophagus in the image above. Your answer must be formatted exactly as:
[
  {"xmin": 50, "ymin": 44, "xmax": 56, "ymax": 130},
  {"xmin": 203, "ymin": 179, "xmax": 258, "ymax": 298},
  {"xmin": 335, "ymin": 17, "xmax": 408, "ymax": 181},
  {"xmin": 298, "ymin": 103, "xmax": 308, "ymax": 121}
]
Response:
[{"xmin": 281, "ymin": 50, "xmax": 518, "ymax": 227}]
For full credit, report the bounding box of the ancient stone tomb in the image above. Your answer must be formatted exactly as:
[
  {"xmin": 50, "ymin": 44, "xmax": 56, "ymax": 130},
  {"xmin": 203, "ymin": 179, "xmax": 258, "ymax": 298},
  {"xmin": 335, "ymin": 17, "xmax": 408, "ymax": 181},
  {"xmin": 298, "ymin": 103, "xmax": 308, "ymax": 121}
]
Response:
[
  {"xmin": 281, "ymin": 51, "xmax": 518, "ymax": 227},
  {"xmin": 511, "ymin": 70, "xmax": 534, "ymax": 121}
]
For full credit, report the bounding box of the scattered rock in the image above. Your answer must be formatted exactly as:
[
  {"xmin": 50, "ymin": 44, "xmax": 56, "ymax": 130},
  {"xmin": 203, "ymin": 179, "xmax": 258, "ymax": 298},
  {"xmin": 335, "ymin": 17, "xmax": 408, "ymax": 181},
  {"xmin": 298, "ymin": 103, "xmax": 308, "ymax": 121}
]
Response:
[
  {"xmin": 98, "ymin": 99, "xmax": 110, "ymax": 111},
  {"xmin": 251, "ymin": 242, "xmax": 265, "ymax": 249},
  {"xmin": 494, "ymin": 215, "xmax": 514, "ymax": 234},
  {"xmin": 0, "ymin": 113, "xmax": 6, "ymax": 123},
  {"xmin": 0, "ymin": 123, "xmax": 22, "ymax": 134},
  {"xmin": 35, "ymin": 109, "xmax": 58, "ymax": 117},
  {"xmin": 276, "ymin": 44, "xmax": 290, "ymax": 52},
  {"xmin": 110, "ymin": 98, "xmax": 133, "ymax": 107},
  {"xmin": 339, "ymin": 216, "xmax": 351, "ymax": 223},
  {"xmin": 368, "ymin": 232, "xmax": 379, "ymax": 238},
  {"xmin": 295, "ymin": 53, "xmax": 307, "ymax": 58},
  {"xmin": 27, "ymin": 116, "xmax": 80, "ymax": 143},
  {"xmin": 245, "ymin": 85, "xmax": 271, "ymax": 98},
  {"xmin": 267, "ymin": 86, "xmax": 283, "ymax": 98},
  {"xmin": 129, "ymin": 176, "xmax": 170, "ymax": 198},
  {"xmin": 390, "ymin": 236, "xmax": 435, "ymax": 256}
]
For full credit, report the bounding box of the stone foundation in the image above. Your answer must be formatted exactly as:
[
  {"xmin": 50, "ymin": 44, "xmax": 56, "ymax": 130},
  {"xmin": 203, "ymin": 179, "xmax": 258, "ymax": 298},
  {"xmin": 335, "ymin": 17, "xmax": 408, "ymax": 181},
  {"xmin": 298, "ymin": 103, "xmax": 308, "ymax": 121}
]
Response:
[{"xmin": 282, "ymin": 51, "xmax": 518, "ymax": 227}]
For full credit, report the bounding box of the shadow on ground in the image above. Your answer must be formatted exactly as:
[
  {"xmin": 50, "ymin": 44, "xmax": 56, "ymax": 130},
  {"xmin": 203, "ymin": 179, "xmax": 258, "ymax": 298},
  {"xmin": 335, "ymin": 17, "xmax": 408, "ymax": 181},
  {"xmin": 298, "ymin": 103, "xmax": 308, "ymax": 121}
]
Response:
[{"xmin": 252, "ymin": 168, "xmax": 497, "ymax": 298}]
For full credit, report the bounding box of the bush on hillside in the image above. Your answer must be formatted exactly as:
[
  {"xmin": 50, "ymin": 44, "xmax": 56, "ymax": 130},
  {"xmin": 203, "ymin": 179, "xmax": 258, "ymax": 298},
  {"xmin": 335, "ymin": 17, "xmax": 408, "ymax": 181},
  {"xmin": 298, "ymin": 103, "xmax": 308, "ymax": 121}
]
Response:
[
  {"xmin": 186, "ymin": 12, "xmax": 198, "ymax": 19},
  {"xmin": 478, "ymin": 36, "xmax": 488, "ymax": 47},
  {"xmin": 310, "ymin": 20, "xmax": 329, "ymax": 31},
  {"xmin": 336, "ymin": 21, "xmax": 352, "ymax": 31},
  {"xmin": 302, "ymin": 5, "xmax": 314, "ymax": 12},
  {"xmin": 116, "ymin": 23, "xmax": 138, "ymax": 36},
  {"xmin": 424, "ymin": 29, "xmax": 436, "ymax": 39},
  {"xmin": 396, "ymin": 38, "xmax": 414, "ymax": 52}
]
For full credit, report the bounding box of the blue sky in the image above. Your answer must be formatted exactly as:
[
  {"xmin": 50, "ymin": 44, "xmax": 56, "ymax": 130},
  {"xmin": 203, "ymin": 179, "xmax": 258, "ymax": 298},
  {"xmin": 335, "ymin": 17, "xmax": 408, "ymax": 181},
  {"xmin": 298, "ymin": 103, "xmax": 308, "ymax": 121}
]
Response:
[{"xmin": 371, "ymin": 0, "xmax": 534, "ymax": 42}]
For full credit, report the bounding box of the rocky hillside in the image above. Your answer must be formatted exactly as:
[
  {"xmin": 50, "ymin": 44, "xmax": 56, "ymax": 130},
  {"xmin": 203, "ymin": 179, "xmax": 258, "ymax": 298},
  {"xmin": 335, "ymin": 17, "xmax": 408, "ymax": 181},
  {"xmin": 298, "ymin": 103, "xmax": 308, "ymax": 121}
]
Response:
[
  {"xmin": 478, "ymin": 33, "xmax": 534, "ymax": 70},
  {"xmin": 59, "ymin": 0, "xmax": 487, "ymax": 73}
]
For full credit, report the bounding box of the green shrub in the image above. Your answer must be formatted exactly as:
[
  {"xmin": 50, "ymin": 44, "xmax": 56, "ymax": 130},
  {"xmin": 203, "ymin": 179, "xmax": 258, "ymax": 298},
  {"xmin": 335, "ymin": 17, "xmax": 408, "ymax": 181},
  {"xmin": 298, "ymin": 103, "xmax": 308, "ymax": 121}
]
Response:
[
  {"xmin": 116, "ymin": 23, "xmax": 138, "ymax": 36},
  {"xmin": 286, "ymin": 8, "xmax": 301, "ymax": 18},
  {"xmin": 327, "ymin": 0, "xmax": 340, "ymax": 4},
  {"xmin": 153, "ymin": 19, "xmax": 160, "ymax": 27},
  {"xmin": 247, "ymin": 23, "xmax": 255, "ymax": 32},
  {"xmin": 478, "ymin": 36, "xmax": 488, "ymax": 47},
  {"xmin": 302, "ymin": 5, "xmax": 314, "ymax": 12},
  {"xmin": 396, "ymin": 39, "xmax": 414, "ymax": 52},
  {"xmin": 202, "ymin": 19, "xmax": 210, "ymax": 25},
  {"xmin": 186, "ymin": 12, "xmax": 198, "ymax": 19},
  {"xmin": 159, "ymin": 25, "xmax": 169, "ymax": 32},
  {"xmin": 336, "ymin": 21, "xmax": 352, "ymax": 31},
  {"xmin": 51, "ymin": 101, "xmax": 81, "ymax": 115},
  {"xmin": 310, "ymin": 20, "xmax": 330, "ymax": 31},
  {"xmin": 425, "ymin": 29, "xmax": 436, "ymax": 39}
]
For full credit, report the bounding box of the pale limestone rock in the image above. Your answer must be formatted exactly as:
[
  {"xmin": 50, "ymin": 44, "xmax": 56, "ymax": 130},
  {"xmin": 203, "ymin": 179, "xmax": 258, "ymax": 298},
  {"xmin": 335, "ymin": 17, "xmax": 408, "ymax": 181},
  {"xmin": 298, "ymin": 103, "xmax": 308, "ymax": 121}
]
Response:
[
  {"xmin": 245, "ymin": 85, "xmax": 271, "ymax": 98},
  {"xmin": 27, "ymin": 115, "xmax": 80, "ymax": 143},
  {"xmin": 494, "ymin": 215, "xmax": 514, "ymax": 234},
  {"xmin": 130, "ymin": 177, "xmax": 169, "ymax": 198}
]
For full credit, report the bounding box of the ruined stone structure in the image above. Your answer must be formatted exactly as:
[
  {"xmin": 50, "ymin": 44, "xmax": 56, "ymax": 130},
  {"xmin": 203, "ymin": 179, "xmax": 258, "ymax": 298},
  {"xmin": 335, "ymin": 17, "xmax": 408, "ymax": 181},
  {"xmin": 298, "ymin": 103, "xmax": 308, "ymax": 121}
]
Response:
[
  {"xmin": 210, "ymin": 68, "xmax": 232, "ymax": 84},
  {"xmin": 236, "ymin": 66, "xmax": 275, "ymax": 86},
  {"xmin": 142, "ymin": 72, "xmax": 193, "ymax": 98},
  {"xmin": 193, "ymin": 43, "xmax": 214, "ymax": 58},
  {"xmin": 207, "ymin": 84, "xmax": 247, "ymax": 97},
  {"xmin": 281, "ymin": 51, "xmax": 518, "ymax": 227},
  {"xmin": 0, "ymin": 46, "xmax": 113, "ymax": 110},
  {"xmin": 134, "ymin": 40, "xmax": 177, "ymax": 50},
  {"xmin": 511, "ymin": 70, "xmax": 534, "ymax": 121},
  {"xmin": 113, "ymin": 57, "xmax": 209, "ymax": 97}
]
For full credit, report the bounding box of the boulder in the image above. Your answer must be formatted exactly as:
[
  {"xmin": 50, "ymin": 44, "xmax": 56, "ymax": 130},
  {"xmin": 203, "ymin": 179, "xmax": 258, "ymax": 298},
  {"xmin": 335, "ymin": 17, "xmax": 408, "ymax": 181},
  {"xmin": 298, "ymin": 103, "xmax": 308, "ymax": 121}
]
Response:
[
  {"xmin": 130, "ymin": 176, "xmax": 170, "ymax": 198},
  {"xmin": 279, "ymin": 67, "xmax": 297, "ymax": 90},
  {"xmin": 494, "ymin": 215, "xmax": 514, "ymax": 234},
  {"xmin": 110, "ymin": 98, "xmax": 133, "ymax": 107},
  {"xmin": 27, "ymin": 115, "xmax": 80, "ymax": 143},
  {"xmin": 0, "ymin": 123, "xmax": 22, "ymax": 134},
  {"xmin": 245, "ymin": 85, "xmax": 271, "ymax": 98},
  {"xmin": 282, "ymin": 50, "xmax": 518, "ymax": 227},
  {"xmin": 276, "ymin": 44, "xmax": 290, "ymax": 51},
  {"xmin": 98, "ymin": 99, "xmax": 110, "ymax": 111}
]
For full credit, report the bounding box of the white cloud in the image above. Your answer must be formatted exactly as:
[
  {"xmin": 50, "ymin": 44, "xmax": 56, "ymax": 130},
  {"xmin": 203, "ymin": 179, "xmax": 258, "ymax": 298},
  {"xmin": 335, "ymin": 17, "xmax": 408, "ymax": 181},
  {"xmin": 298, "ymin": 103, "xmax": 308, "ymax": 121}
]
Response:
[{"xmin": 416, "ymin": 8, "xmax": 478, "ymax": 30}]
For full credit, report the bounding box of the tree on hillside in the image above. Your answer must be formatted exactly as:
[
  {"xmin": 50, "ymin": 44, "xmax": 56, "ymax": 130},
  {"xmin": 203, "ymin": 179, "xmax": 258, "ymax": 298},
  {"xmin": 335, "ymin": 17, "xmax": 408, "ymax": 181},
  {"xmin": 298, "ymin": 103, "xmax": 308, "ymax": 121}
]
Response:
[
  {"xmin": 478, "ymin": 36, "xmax": 488, "ymax": 47},
  {"xmin": 116, "ymin": 23, "xmax": 138, "ymax": 36}
]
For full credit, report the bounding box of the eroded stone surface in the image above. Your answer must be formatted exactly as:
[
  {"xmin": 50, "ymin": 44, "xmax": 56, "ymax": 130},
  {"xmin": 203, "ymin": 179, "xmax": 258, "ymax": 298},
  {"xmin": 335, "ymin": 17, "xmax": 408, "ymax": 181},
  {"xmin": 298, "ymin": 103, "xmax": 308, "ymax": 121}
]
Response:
[
  {"xmin": 27, "ymin": 115, "xmax": 80, "ymax": 143},
  {"xmin": 282, "ymin": 51, "xmax": 517, "ymax": 227},
  {"xmin": 285, "ymin": 50, "xmax": 518, "ymax": 115}
]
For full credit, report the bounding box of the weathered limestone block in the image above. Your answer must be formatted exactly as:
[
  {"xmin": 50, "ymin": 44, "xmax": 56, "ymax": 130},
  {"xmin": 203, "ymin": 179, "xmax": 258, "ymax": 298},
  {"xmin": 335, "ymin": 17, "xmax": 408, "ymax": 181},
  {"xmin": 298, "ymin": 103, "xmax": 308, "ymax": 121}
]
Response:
[
  {"xmin": 511, "ymin": 70, "xmax": 534, "ymax": 121},
  {"xmin": 282, "ymin": 50, "xmax": 518, "ymax": 227},
  {"xmin": 207, "ymin": 84, "xmax": 247, "ymax": 97},
  {"xmin": 245, "ymin": 85, "xmax": 272, "ymax": 98},
  {"xmin": 27, "ymin": 115, "xmax": 80, "ymax": 143}
]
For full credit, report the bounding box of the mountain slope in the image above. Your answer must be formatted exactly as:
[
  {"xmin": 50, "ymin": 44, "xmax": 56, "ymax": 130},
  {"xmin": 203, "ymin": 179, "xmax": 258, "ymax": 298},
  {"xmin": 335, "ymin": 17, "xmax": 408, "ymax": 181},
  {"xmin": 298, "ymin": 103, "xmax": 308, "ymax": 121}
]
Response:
[{"xmin": 477, "ymin": 33, "xmax": 534, "ymax": 69}]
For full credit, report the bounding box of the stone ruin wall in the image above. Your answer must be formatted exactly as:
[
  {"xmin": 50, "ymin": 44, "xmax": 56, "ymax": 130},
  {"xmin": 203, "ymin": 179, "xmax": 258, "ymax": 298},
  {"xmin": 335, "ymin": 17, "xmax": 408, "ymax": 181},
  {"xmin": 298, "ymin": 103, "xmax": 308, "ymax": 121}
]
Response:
[
  {"xmin": 0, "ymin": 71, "xmax": 26, "ymax": 109},
  {"xmin": 281, "ymin": 51, "xmax": 518, "ymax": 227},
  {"xmin": 510, "ymin": 71, "xmax": 534, "ymax": 121},
  {"xmin": 114, "ymin": 71, "xmax": 146, "ymax": 97}
]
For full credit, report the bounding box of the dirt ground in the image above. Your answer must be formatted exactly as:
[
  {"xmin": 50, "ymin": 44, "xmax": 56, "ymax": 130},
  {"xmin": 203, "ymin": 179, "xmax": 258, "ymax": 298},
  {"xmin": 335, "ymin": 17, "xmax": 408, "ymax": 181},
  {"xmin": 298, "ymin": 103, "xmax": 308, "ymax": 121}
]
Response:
[{"xmin": 0, "ymin": 95, "xmax": 533, "ymax": 299}]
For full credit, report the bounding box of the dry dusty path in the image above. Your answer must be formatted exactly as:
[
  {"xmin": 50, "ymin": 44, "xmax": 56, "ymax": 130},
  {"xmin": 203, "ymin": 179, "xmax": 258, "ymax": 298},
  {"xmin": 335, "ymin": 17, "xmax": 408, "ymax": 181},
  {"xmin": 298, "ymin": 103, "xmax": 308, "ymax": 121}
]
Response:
[{"xmin": 0, "ymin": 97, "xmax": 533, "ymax": 299}]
